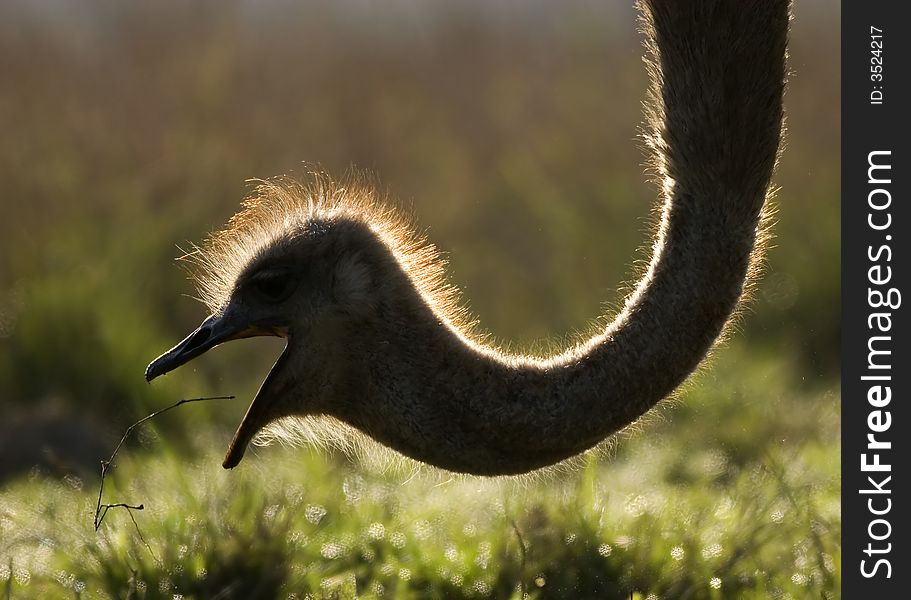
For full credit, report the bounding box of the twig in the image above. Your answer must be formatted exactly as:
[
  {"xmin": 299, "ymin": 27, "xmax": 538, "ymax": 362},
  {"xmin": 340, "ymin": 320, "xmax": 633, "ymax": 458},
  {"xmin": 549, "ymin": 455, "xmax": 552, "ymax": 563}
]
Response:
[
  {"xmin": 124, "ymin": 504, "xmax": 158, "ymax": 563},
  {"xmin": 93, "ymin": 395, "xmax": 235, "ymax": 537},
  {"xmin": 509, "ymin": 518, "xmax": 529, "ymax": 599}
]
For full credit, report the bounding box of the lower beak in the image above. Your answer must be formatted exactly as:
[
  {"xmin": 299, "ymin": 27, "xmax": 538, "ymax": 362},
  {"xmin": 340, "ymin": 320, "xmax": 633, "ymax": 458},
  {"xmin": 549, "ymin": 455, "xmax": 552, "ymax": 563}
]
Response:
[
  {"xmin": 145, "ymin": 312, "xmax": 260, "ymax": 382},
  {"xmin": 222, "ymin": 344, "xmax": 292, "ymax": 469}
]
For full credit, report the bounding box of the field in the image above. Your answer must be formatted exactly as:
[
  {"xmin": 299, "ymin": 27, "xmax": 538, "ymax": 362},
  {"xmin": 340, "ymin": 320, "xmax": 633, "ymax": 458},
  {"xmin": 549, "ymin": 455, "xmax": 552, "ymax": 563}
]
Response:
[{"xmin": 0, "ymin": 1, "xmax": 839, "ymax": 598}]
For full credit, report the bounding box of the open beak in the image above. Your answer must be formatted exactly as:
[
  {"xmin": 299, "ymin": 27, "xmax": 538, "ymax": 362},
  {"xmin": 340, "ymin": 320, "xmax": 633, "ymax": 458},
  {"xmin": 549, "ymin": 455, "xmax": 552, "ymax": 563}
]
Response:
[{"xmin": 145, "ymin": 311, "xmax": 288, "ymax": 469}]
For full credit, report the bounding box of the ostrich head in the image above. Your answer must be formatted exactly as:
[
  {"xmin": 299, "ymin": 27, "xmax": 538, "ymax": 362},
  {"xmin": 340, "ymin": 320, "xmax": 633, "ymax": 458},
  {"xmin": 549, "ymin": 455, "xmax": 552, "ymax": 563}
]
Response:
[{"xmin": 146, "ymin": 179, "xmax": 465, "ymax": 469}]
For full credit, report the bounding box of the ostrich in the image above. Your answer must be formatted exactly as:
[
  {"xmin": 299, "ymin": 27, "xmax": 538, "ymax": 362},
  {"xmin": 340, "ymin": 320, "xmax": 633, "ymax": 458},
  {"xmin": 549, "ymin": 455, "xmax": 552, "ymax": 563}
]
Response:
[{"xmin": 146, "ymin": 0, "xmax": 788, "ymax": 476}]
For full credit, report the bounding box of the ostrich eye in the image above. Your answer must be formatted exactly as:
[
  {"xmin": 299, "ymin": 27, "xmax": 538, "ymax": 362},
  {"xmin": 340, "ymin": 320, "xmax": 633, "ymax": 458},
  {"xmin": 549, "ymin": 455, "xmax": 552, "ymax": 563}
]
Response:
[{"xmin": 250, "ymin": 273, "xmax": 296, "ymax": 303}]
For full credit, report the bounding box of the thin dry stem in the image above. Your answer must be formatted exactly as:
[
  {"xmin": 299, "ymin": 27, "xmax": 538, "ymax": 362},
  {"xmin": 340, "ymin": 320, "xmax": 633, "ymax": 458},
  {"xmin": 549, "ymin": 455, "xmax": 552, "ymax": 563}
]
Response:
[{"xmin": 93, "ymin": 395, "xmax": 236, "ymax": 543}]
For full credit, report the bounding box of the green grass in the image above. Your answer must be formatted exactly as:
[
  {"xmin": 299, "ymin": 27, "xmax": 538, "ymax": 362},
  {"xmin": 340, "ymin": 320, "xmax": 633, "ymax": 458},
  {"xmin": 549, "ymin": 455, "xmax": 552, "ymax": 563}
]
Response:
[{"xmin": 0, "ymin": 345, "xmax": 839, "ymax": 599}]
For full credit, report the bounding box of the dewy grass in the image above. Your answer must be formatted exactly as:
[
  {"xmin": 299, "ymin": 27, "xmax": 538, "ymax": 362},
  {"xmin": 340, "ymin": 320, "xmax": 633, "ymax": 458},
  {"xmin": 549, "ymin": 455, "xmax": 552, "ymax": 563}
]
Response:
[
  {"xmin": 0, "ymin": 446, "xmax": 839, "ymax": 599},
  {"xmin": 0, "ymin": 348, "xmax": 838, "ymax": 599}
]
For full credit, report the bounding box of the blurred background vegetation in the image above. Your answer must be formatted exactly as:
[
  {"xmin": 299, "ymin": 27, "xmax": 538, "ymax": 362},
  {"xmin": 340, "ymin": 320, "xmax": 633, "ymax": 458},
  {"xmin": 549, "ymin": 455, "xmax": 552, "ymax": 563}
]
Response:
[{"xmin": 1, "ymin": 0, "xmax": 838, "ymax": 598}]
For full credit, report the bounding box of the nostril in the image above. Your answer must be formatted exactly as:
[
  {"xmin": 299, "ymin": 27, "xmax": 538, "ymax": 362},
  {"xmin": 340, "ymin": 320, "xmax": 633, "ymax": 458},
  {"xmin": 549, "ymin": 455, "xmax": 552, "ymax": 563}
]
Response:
[{"xmin": 188, "ymin": 326, "xmax": 212, "ymax": 348}]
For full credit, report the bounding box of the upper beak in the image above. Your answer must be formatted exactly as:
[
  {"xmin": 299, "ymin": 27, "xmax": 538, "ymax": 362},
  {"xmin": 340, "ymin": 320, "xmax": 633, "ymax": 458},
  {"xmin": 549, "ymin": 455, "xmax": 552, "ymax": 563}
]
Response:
[{"xmin": 145, "ymin": 312, "xmax": 264, "ymax": 382}]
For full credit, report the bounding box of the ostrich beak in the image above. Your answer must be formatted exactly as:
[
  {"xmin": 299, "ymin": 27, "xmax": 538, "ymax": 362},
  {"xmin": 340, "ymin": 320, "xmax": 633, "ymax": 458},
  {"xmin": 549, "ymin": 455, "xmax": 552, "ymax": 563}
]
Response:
[
  {"xmin": 222, "ymin": 345, "xmax": 293, "ymax": 469},
  {"xmin": 145, "ymin": 312, "xmax": 266, "ymax": 382},
  {"xmin": 145, "ymin": 311, "xmax": 290, "ymax": 470}
]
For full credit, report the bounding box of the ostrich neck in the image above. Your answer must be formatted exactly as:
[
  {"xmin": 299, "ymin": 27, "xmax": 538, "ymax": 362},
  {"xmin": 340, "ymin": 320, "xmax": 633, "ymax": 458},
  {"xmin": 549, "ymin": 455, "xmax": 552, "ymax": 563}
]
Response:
[
  {"xmin": 346, "ymin": 193, "xmax": 760, "ymax": 475},
  {"xmin": 335, "ymin": 0, "xmax": 787, "ymax": 476}
]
